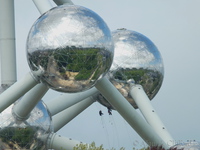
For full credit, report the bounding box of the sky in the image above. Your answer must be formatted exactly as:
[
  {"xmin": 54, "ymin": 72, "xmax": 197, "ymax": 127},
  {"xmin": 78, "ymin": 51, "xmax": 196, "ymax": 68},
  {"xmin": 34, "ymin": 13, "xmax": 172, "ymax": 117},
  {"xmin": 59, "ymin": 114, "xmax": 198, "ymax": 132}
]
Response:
[{"xmin": 11, "ymin": 0, "xmax": 200, "ymax": 149}]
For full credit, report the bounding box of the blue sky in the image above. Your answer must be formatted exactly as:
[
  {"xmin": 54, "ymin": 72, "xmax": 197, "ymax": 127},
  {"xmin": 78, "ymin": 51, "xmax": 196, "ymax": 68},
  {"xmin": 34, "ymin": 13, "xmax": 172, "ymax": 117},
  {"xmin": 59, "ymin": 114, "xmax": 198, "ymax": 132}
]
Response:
[{"xmin": 14, "ymin": 0, "xmax": 200, "ymax": 149}]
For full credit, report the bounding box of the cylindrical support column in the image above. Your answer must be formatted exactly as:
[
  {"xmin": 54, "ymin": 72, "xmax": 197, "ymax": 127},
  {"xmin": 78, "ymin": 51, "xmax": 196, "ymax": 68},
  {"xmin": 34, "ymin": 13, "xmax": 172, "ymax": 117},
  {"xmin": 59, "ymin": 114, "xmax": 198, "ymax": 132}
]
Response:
[
  {"xmin": 0, "ymin": 72, "xmax": 38, "ymax": 113},
  {"xmin": 53, "ymin": 0, "xmax": 74, "ymax": 5},
  {"xmin": 46, "ymin": 87, "xmax": 98, "ymax": 116},
  {"xmin": 52, "ymin": 95, "xmax": 96, "ymax": 132},
  {"xmin": 32, "ymin": 0, "xmax": 53, "ymax": 14},
  {"xmin": 95, "ymin": 77, "xmax": 168, "ymax": 149},
  {"xmin": 12, "ymin": 83, "xmax": 48, "ymax": 121},
  {"xmin": 130, "ymin": 84, "xmax": 174, "ymax": 147},
  {"xmin": 47, "ymin": 133, "xmax": 85, "ymax": 150},
  {"xmin": 0, "ymin": 0, "xmax": 17, "ymax": 85}
]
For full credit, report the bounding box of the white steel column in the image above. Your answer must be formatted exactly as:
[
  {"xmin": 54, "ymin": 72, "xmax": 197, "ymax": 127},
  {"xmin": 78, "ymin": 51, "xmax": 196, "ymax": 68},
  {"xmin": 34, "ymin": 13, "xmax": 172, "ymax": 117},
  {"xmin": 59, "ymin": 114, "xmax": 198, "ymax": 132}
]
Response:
[
  {"xmin": 52, "ymin": 95, "xmax": 96, "ymax": 132},
  {"xmin": 0, "ymin": 0, "xmax": 17, "ymax": 85},
  {"xmin": 47, "ymin": 133, "xmax": 85, "ymax": 150},
  {"xmin": 46, "ymin": 87, "xmax": 98, "ymax": 116},
  {"xmin": 0, "ymin": 72, "xmax": 38, "ymax": 113},
  {"xmin": 32, "ymin": 0, "xmax": 53, "ymax": 14},
  {"xmin": 12, "ymin": 83, "xmax": 48, "ymax": 121},
  {"xmin": 53, "ymin": 0, "xmax": 74, "ymax": 5},
  {"xmin": 129, "ymin": 84, "xmax": 174, "ymax": 147},
  {"xmin": 95, "ymin": 77, "xmax": 168, "ymax": 149}
]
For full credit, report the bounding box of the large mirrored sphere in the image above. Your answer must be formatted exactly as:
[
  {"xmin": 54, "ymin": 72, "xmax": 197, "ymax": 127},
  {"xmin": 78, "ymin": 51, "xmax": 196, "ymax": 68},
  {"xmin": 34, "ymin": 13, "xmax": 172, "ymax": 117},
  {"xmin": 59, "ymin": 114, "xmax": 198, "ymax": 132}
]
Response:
[
  {"xmin": 98, "ymin": 29, "xmax": 164, "ymax": 109},
  {"xmin": 27, "ymin": 5, "xmax": 114, "ymax": 93},
  {"xmin": 0, "ymin": 100, "xmax": 53, "ymax": 149},
  {"xmin": 170, "ymin": 141, "xmax": 200, "ymax": 150}
]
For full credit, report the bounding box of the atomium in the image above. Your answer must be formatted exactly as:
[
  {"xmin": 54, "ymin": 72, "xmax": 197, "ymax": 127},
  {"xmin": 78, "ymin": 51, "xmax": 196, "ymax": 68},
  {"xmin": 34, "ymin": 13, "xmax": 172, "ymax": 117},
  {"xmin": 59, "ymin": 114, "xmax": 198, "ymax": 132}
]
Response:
[
  {"xmin": 27, "ymin": 5, "xmax": 114, "ymax": 93},
  {"xmin": 98, "ymin": 28, "xmax": 164, "ymax": 109},
  {"xmin": 0, "ymin": 100, "xmax": 53, "ymax": 150}
]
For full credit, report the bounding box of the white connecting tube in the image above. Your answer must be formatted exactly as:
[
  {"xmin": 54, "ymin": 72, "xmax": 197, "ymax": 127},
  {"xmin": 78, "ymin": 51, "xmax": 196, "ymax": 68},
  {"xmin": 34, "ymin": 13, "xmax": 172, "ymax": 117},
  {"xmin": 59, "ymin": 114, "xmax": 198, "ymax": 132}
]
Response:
[
  {"xmin": 129, "ymin": 83, "xmax": 174, "ymax": 147},
  {"xmin": 95, "ymin": 77, "xmax": 169, "ymax": 149}
]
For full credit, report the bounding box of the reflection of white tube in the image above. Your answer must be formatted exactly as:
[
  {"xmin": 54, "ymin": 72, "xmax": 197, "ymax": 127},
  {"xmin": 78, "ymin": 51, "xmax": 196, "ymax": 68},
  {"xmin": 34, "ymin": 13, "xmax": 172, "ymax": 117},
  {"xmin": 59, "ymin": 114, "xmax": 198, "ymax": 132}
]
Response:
[
  {"xmin": 32, "ymin": 0, "xmax": 53, "ymax": 14},
  {"xmin": 0, "ymin": 72, "xmax": 38, "ymax": 113},
  {"xmin": 95, "ymin": 77, "xmax": 168, "ymax": 149},
  {"xmin": 46, "ymin": 87, "xmax": 98, "ymax": 116},
  {"xmin": 53, "ymin": 0, "xmax": 74, "ymax": 5},
  {"xmin": 129, "ymin": 84, "xmax": 174, "ymax": 147},
  {"xmin": 12, "ymin": 83, "xmax": 48, "ymax": 121},
  {"xmin": 53, "ymin": 95, "xmax": 96, "ymax": 132},
  {"xmin": 47, "ymin": 133, "xmax": 85, "ymax": 150},
  {"xmin": 0, "ymin": 0, "xmax": 17, "ymax": 85}
]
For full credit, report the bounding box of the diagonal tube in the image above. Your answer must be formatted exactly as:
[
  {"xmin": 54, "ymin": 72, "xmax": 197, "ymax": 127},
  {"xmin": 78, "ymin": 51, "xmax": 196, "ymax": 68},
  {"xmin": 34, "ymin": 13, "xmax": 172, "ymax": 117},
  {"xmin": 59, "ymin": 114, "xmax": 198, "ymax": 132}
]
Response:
[
  {"xmin": 129, "ymin": 83, "xmax": 174, "ymax": 147},
  {"xmin": 95, "ymin": 77, "xmax": 168, "ymax": 149},
  {"xmin": 12, "ymin": 83, "xmax": 49, "ymax": 121},
  {"xmin": 52, "ymin": 94, "xmax": 96, "ymax": 132},
  {"xmin": 32, "ymin": 0, "xmax": 53, "ymax": 14},
  {"xmin": 0, "ymin": 72, "xmax": 39, "ymax": 113},
  {"xmin": 46, "ymin": 133, "xmax": 85, "ymax": 150},
  {"xmin": 46, "ymin": 87, "xmax": 98, "ymax": 116},
  {"xmin": 53, "ymin": 0, "xmax": 74, "ymax": 5}
]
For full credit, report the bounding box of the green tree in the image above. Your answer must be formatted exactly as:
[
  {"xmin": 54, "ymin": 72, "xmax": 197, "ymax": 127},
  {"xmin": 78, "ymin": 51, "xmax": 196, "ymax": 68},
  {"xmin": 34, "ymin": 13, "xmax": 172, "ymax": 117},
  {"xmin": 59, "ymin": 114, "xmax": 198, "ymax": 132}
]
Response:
[{"xmin": 73, "ymin": 142, "xmax": 149, "ymax": 150}]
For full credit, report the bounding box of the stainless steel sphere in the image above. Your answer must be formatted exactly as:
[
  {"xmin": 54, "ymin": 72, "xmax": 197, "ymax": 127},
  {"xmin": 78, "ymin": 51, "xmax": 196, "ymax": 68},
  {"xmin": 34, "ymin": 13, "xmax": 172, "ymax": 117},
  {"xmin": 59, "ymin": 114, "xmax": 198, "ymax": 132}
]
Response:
[
  {"xmin": 0, "ymin": 100, "xmax": 53, "ymax": 149},
  {"xmin": 27, "ymin": 5, "xmax": 114, "ymax": 93},
  {"xmin": 170, "ymin": 141, "xmax": 200, "ymax": 150},
  {"xmin": 98, "ymin": 29, "xmax": 164, "ymax": 109}
]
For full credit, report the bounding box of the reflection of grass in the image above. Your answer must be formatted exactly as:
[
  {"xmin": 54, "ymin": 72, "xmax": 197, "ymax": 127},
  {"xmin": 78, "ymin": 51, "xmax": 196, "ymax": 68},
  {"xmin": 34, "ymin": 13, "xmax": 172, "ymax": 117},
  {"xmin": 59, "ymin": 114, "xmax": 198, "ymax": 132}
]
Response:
[
  {"xmin": 112, "ymin": 68, "xmax": 163, "ymax": 99},
  {"xmin": 0, "ymin": 126, "xmax": 44, "ymax": 149},
  {"xmin": 113, "ymin": 68, "xmax": 145, "ymax": 82},
  {"xmin": 28, "ymin": 46, "xmax": 112, "ymax": 80}
]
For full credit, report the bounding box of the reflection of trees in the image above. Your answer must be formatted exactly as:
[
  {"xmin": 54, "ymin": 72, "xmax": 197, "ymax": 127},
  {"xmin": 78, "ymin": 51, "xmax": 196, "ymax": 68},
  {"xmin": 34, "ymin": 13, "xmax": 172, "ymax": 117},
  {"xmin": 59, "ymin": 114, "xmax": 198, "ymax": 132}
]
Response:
[
  {"xmin": 112, "ymin": 68, "xmax": 163, "ymax": 99},
  {"xmin": 0, "ymin": 127, "xmax": 44, "ymax": 149},
  {"xmin": 73, "ymin": 142, "xmax": 163, "ymax": 150},
  {"xmin": 28, "ymin": 46, "xmax": 112, "ymax": 80}
]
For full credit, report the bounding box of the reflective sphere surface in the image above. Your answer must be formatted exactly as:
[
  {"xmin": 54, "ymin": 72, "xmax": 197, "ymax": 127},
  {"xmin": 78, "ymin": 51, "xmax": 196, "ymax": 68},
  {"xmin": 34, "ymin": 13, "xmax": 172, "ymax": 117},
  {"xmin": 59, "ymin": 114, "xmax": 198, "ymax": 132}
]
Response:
[
  {"xmin": 170, "ymin": 142, "xmax": 200, "ymax": 150},
  {"xmin": 27, "ymin": 5, "xmax": 114, "ymax": 93},
  {"xmin": 98, "ymin": 29, "xmax": 164, "ymax": 109},
  {"xmin": 0, "ymin": 100, "xmax": 53, "ymax": 149}
]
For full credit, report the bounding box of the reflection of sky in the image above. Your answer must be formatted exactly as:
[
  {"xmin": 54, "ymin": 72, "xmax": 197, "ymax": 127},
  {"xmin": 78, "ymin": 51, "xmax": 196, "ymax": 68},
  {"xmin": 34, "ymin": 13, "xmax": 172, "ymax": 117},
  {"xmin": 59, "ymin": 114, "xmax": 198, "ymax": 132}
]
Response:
[
  {"xmin": 0, "ymin": 101, "xmax": 52, "ymax": 132},
  {"xmin": 0, "ymin": 105, "xmax": 15, "ymax": 127},
  {"xmin": 27, "ymin": 5, "xmax": 113, "ymax": 53},
  {"xmin": 28, "ymin": 101, "xmax": 52, "ymax": 129},
  {"xmin": 111, "ymin": 29, "xmax": 164, "ymax": 74}
]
